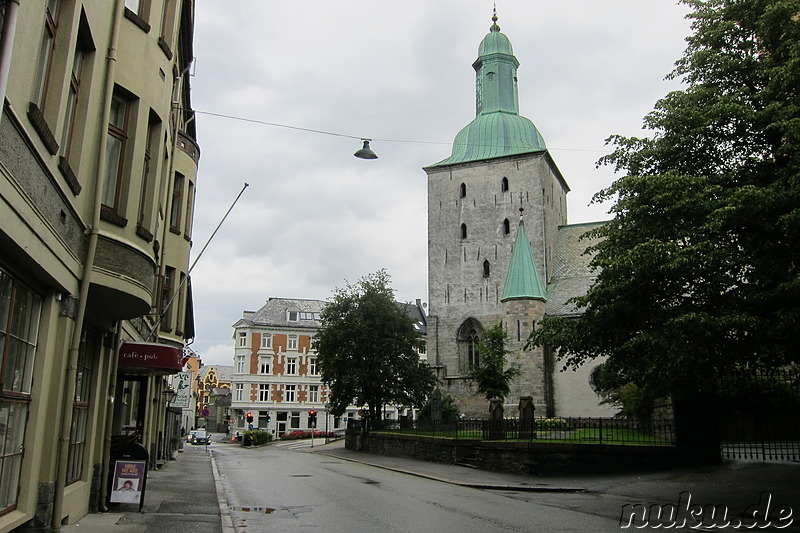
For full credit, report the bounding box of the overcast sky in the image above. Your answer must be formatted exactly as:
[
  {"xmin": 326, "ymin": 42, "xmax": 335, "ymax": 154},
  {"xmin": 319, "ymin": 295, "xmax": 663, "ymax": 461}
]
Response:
[{"xmin": 187, "ymin": 1, "xmax": 693, "ymax": 366}]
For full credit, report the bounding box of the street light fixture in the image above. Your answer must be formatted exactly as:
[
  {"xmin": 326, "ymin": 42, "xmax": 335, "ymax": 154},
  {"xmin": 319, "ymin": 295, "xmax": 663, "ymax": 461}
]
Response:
[{"xmin": 354, "ymin": 139, "xmax": 378, "ymax": 159}]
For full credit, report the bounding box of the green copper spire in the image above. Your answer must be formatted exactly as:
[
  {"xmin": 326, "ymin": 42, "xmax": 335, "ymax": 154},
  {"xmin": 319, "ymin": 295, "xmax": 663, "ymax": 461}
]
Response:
[
  {"xmin": 430, "ymin": 11, "xmax": 546, "ymax": 167},
  {"xmin": 501, "ymin": 216, "xmax": 546, "ymax": 302}
]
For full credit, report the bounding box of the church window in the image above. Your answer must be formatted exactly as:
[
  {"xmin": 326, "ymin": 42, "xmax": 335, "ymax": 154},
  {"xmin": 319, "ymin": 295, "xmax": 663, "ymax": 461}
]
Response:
[
  {"xmin": 461, "ymin": 224, "xmax": 467, "ymax": 239},
  {"xmin": 501, "ymin": 177, "xmax": 509, "ymax": 192},
  {"xmin": 503, "ymin": 219, "xmax": 510, "ymax": 234},
  {"xmin": 487, "ymin": 71, "xmax": 495, "ymax": 81},
  {"xmin": 483, "ymin": 260, "xmax": 490, "ymax": 278},
  {"xmin": 467, "ymin": 330, "xmax": 480, "ymax": 368},
  {"xmin": 459, "ymin": 183, "xmax": 466, "ymax": 198}
]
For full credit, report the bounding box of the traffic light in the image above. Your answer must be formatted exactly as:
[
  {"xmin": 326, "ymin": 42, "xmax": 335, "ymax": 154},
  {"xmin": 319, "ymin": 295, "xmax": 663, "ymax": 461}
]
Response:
[
  {"xmin": 266, "ymin": 412, "xmax": 271, "ymax": 423},
  {"xmin": 246, "ymin": 412, "xmax": 253, "ymax": 423},
  {"xmin": 309, "ymin": 409, "xmax": 317, "ymax": 428}
]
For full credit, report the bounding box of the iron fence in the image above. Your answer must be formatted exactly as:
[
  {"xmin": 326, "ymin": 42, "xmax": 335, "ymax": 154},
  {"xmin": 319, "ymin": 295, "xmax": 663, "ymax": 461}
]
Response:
[{"xmin": 362, "ymin": 416, "xmax": 676, "ymax": 446}]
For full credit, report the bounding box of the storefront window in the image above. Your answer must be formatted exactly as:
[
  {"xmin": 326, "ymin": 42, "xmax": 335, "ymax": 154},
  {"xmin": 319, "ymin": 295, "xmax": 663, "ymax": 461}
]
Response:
[{"xmin": 0, "ymin": 269, "xmax": 42, "ymax": 511}]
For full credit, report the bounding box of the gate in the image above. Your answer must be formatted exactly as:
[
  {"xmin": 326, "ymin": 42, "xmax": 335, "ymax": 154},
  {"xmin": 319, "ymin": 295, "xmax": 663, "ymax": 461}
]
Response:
[{"xmin": 718, "ymin": 366, "xmax": 800, "ymax": 462}]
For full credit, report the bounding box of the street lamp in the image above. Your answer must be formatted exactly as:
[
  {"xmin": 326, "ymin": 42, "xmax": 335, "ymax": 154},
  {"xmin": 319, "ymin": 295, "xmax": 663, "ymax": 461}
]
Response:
[{"xmin": 354, "ymin": 139, "xmax": 378, "ymax": 159}]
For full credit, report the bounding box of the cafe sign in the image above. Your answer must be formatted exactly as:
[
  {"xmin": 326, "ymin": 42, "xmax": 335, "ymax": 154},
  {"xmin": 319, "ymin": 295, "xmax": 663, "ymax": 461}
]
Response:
[{"xmin": 118, "ymin": 342, "xmax": 185, "ymax": 375}]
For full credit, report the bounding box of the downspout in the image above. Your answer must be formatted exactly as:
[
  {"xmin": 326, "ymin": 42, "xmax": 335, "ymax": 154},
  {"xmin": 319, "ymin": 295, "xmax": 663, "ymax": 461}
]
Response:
[
  {"xmin": 540, "ymin": 192, "xmax": 547, "ymax": 286},
  {"xmin": 0, "ymin": 0, "xmax": 20, "ymax": 126},
  {"xmin": 51, "ymin": 0, "xmax": 125, "ymax": 529},
  {"xmin": 98, "ymin": 325, "xmax": 122, "ymax": 512}
]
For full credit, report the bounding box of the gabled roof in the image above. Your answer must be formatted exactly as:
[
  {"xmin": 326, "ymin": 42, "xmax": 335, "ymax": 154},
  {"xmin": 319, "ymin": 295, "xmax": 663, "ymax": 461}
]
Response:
[
  {"xmin": 501, "ymin": 219, "xmax": 546, "ymax": 302},
  {"xmin": 545, "ymin": 222, "xmax": 607, "ymax": 317}
]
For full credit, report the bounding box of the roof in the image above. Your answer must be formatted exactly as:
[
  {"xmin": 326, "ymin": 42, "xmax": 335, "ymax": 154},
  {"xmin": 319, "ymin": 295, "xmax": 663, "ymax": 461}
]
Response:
[
  {"xmin": 428, "ymin": 12, "xmax": 546, "ymax": 168},
  {"xmin": 239, "ymin": 298, "xmax": 326, "ymax": 328},
  {"xmin": 197, "ymin": 364, "xmax": 233, "ymax": 383},
  {"xmin": 236, "ymin": 297, "xmax": 427, "ymax": 335},
  {"xmin": 501, "ymin": 220, "xmax": 546, "ymax": 301},
  {"xmin": 545, "ymin": 222, "xmax": 607, "ymax": 317}
]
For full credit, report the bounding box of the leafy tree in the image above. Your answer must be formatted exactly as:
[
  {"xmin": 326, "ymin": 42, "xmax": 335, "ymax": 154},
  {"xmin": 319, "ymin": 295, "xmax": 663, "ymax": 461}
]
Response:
[
  {"xmin": 314, "ymin": 270, "xmax": 436, "ymax": 422},
  {"xmin": 468, "ymin": 323, "xmax": 520, "ymax": 401},
  {"xmin": 528, "ymin": 0, "xmax": 800, "ymax": 408},
  {"xmin": 417, "ymin": 394, "xmax": 461, "ymax": 423}
]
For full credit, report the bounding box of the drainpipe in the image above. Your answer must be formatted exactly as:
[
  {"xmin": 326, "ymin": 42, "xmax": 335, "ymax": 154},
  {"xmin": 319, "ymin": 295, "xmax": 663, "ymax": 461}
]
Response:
[
  {"xmin": 51, "ymin": 1, "xmax": 125, "ymax": 530},
  {"xmin": 0, "ymin": 0, "xmax": 20, "ymax": 125},
  {"xmin": 98, "ymin": 325, "xmax": 121, "ymax": 512}
]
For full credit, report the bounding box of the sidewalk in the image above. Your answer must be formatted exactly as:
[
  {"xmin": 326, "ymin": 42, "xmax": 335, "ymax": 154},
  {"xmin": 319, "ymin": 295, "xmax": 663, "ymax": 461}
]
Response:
[
  {"xmin": 63, "ymin": 437, "xmax": 800, "ymax": 532},
  {"xmin": 62, "ymin": 441, "xmax": 231, "ymax": 533}
]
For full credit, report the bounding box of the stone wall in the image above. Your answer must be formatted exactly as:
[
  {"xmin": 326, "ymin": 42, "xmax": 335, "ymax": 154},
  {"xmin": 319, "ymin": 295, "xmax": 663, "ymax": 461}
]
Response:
[{"xmin": 349, "ymin": 430, "xmax": 689, "ymax": 475}]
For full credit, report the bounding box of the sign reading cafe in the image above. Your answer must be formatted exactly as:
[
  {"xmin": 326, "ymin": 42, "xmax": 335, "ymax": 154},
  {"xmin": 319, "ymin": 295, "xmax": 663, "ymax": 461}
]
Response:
[{"xmin": 118, "ymin": 342, "xmax": 185, "ymax": 374}]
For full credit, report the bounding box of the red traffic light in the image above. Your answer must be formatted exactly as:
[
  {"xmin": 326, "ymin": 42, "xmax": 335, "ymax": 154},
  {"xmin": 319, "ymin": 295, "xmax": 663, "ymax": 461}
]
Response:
[{"xmin": 309, "ymin": 409, "xmax": 315, "ymax": 416}]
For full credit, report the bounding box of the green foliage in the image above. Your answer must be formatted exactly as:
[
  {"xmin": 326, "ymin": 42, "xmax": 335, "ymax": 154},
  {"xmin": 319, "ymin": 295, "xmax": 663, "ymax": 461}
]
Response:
[
  {"xmin": 417, "ymin": 393, "xmax": 461, "ymax": 422},
  {"xmin": 528, "ymin": 0, "xmax": 800, "ymax": 400},
  {"xmin": 467, "ymin": 323, "xmax": 520, "ymax": 401},
  {"xmin": 242, "ymin": 430, "xmax": 272, "ymax": 446},
  {"xmin": 314, "ymin": 269, "xmax": 437, "ymax": 421},
  {"xmin": 535, "ymin": 418, "xmax": 569, "ymax": 431}
]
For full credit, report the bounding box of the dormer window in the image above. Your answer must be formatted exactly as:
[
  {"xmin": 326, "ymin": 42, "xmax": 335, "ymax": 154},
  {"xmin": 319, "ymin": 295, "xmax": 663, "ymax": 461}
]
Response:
[{"xmin": 287, "ymin": 310, "xmax": 298, "ymax": 321}]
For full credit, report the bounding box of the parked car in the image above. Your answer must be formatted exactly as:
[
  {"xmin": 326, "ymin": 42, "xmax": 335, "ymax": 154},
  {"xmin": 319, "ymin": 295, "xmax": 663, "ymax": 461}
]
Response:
[
  {"xmin": 186, "ymin": 430, "xmax": 197, "ymax": 443},
  {"xmin": 191, "ymin": 429, "xmax": 210, "ymax": 445}
]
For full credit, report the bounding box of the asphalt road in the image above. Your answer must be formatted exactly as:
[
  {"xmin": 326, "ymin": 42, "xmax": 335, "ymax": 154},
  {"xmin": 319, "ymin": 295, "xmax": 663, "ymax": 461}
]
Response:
[{"xmin": 213, "ymin": 442, "xmax": 625, "ymax": 533}]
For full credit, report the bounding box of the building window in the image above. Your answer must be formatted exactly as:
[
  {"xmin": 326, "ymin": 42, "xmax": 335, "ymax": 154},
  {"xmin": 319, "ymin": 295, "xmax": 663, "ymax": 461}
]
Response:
[
  {"xmin": 184, "ymin": 180, "xmax": 195, "ymax": 237},
  {"xmin": 418, "ymin": 343, "xmax": 426, "ymax": 356},
  {"xmin": 60, "ymin": 39, "xmax": 87, "ymax": 164},
  {"xmin": 285, "ymin": 385, "xmax": 296, "ymax": 403},
  {"xmin": 259, "ymin": 384, "xmax": 269, "ymax": 402},
  {"xmin": 138, "ymin": 117, "xmax": 159, "ymax": 230},
  {"xmin": 501, "ymin": 177, "xmax": 509, "ymax": 192},
  {"xmin": 259, "ymin": 356, "xmax": 270, "ymax": 375},
  {"xmin": 235, "ymin": 355, "xmax": 245, "ymax": 373},
  {"xmin": 66, "ymin": 329, "xmax": 97, "ymax": 484},
  {"xmin": 32, "ymin": 0, "xmax": 60, "ymax": 109},
  {"xmin": 0, "ymin": 268, "xmax": 43, "ymax": 512},
  {"xmin": 159, "ymin": 267, "xmax": 175, "ymax": 331},
  {"xmin": 288, "ymin": 336, "xmax": 298, "ymax": 351},
  {"xmin": 299, "ymin": 312, "xmax": 320, "ymax": 320},
  {"xmin": 459, "ymin": 183, "xmax": 467, "ymax": 198},
  {"xmin": 308, "ymin": 358, "xmax": 317, "ymax": 376},
  {"xmin": 237, "ymin": 332, "xmax": 247, "ymax": 347},
  {"xmin": 308, "ymin": 385, "xmax": 319, "ymax": 403},
  {"xmin": 483, "ymin": 260, "xmax": 490, "ymax": 278},
  {"xmin": 261, "ymin": 334, "xmax": 272, "ymax": 349},
  {"xmin": 503, "ymin": 218, "xmax": 510, "ymax": 234},
  {"xmin": 461, "ymin": 224, "xmax": 467, "ymax": 239},
  {"xmin": 234, "ymin": 383, "xmax": 243, "ymax": 401},
  {"xmin": 467, "ymin": 329, "xmax": 480, "ymax": 368},
  {"xmin": 169, "ymin": 172, "xmax": 184, "ymax": 232},
  {"xmin": 287, "ymin": 310, "xmax": 298, "ymax": 321},
  {"xmin": 290, "ymin": 411, "xmax": 300, "ymax": 429},
  {"xmin": 285, "ymin": 357, "xmax": 297, "ymax": 375},
  {"xmin": 102, "ymin": 93, "xmax": 130, "ymax": 211}
]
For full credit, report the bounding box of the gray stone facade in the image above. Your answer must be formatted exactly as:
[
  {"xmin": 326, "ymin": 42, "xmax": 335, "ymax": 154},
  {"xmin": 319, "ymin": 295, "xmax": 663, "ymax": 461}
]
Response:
[{"xmin": 425, "ymin": 152, "xmax": 567, "ymax": 417}]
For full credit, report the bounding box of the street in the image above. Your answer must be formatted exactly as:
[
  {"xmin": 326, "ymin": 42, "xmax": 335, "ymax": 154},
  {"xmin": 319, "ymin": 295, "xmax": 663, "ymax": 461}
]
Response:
[{"xmin": 212, "ymin": 441, "xmax": 624, "ymax": 533}]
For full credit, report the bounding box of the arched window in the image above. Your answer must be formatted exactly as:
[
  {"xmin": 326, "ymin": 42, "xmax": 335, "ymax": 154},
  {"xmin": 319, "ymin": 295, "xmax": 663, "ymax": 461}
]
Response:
[
  {"xmin": 483, "ymin": 260, "xmax": 490, "ymax": 277},
  {"xmin": 501, "ymin": 177, "xmax": 509, "ymax": 192},
  {"xmin": 457, "ymin": 318, "xmax": 483, "ymax": 373},
  {"xmin": 461, "ymin": 223, "xmax": 467, "ymax": 239},
  {"xmin": 467, "ymin": 329, "xmax": 480, "ymax": 368},
  {"xmin": 460, "ymin": 183, "xmax": 467, "ymax": 198},
  {"xmin": 503, "ymin": 218, "xmax": 510, "ymax": 234}
]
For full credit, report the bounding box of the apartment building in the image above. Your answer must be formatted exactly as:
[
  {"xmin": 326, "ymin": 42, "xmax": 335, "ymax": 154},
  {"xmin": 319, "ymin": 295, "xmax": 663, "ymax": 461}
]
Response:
[
  {"xmin": 0, "ymin": 0, "xmax": 198, "ymax": 529},
  {"xmin": 230, "ymin": 298, "xmax": 427, "ymax": 438}
]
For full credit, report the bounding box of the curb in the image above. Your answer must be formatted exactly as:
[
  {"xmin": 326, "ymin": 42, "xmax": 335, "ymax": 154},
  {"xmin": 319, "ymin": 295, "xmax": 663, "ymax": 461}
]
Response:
[
  {"xmin": 210, "ymin": 450, "xmax": 235, "ymax": 533},
  {"xmin": 314, "ymin": 450, "xmax": 585, "ymax": 493}
]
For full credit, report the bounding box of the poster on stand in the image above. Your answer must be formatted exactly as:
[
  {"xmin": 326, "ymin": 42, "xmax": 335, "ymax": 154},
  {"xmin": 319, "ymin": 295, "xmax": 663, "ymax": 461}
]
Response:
[{"xmin": 110, "ymin": 460, "xmax": 146, "ymax": 504}]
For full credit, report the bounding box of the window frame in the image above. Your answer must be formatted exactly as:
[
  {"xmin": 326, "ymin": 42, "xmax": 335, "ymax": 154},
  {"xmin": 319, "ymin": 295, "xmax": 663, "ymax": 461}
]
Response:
[
  {"xmin": 102, "ymin": 93, "xmax": 131, "ymax": 212},
  {"xmin": 258, "ymin": 384, "xmax": 270, "ymax": 402},
  {"xmin": 284, "ymin": 385, "xmax": 296, "ymax": 403}
]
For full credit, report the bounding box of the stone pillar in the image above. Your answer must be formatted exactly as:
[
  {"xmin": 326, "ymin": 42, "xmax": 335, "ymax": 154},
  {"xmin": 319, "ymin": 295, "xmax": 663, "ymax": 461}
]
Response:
[
  {"xmin": 518, "ymin": 396, "xmax": 536, "ymax": 440},
  {"xmin": 488, "ymin": 399, "xmax": 504, "ymax": 440},
  {"xmin": 431, "ymin": 388, "xmax": 443, "ymax": 422}
]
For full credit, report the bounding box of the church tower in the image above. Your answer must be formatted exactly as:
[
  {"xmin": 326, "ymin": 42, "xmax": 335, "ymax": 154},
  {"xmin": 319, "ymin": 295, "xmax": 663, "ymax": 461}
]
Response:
[{"xmin": 425, "ymin": 11, "xmax": 569, "ymax": 416}]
